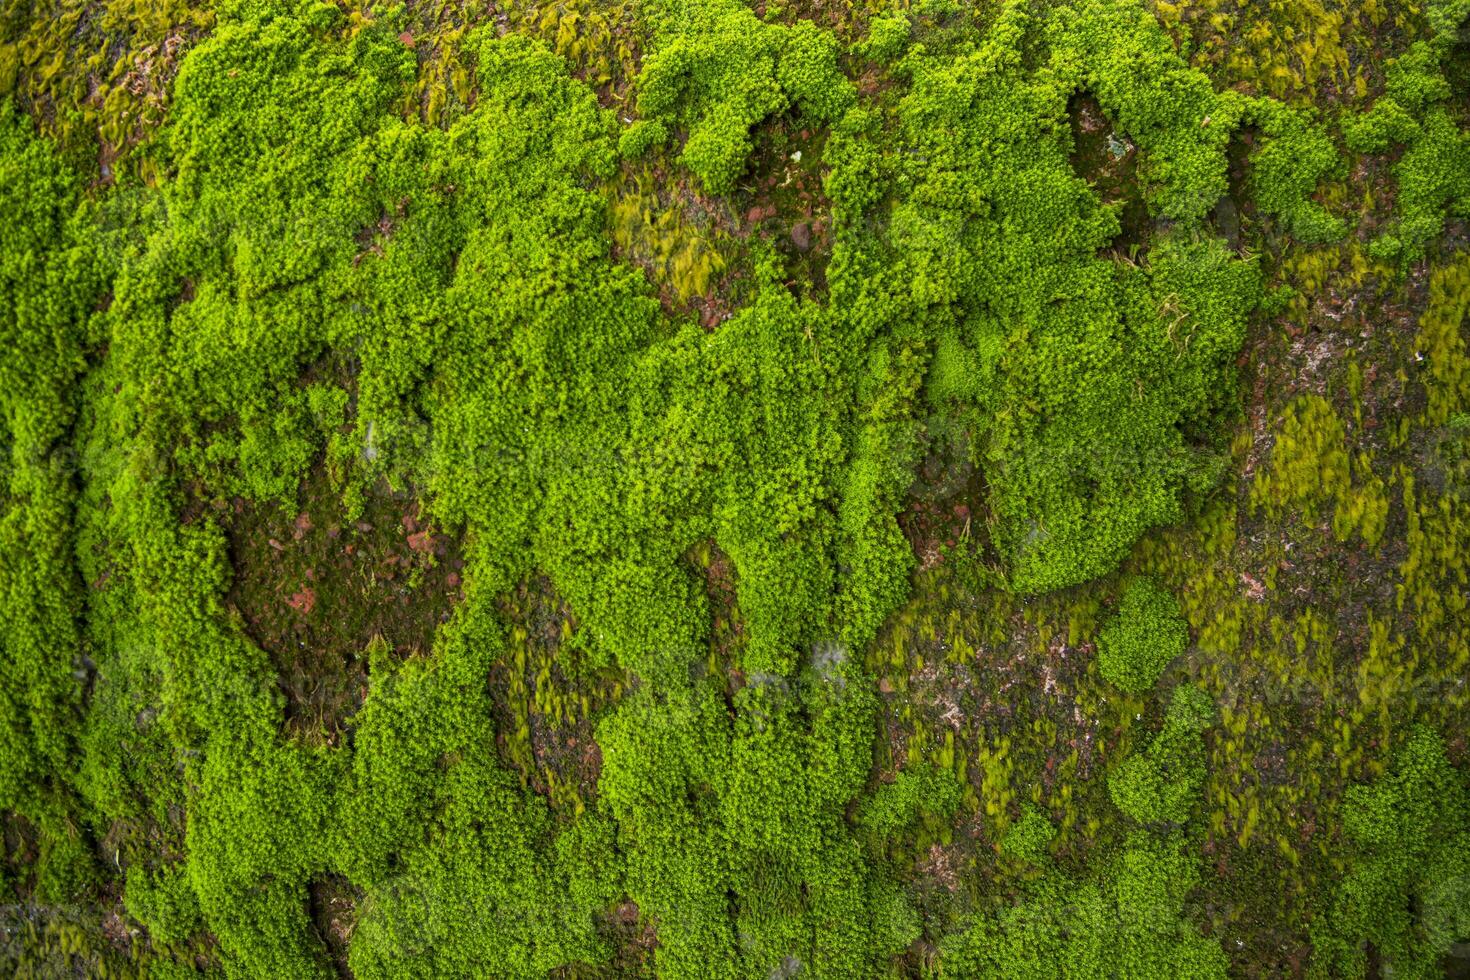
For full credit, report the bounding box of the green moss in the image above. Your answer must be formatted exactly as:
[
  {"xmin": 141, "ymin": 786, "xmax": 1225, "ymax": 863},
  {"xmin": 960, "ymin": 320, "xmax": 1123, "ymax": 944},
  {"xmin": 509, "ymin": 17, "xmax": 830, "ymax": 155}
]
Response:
[
  {"xmin": 599, "ymin": 660, "xmax": 922, "ymax": 977},
  {"xmin": 999, "ymin": 804, "xmax": 1057, "ymax": 865},
  {"xmin": 856, "ymin": 11, "xmax": 910, "ymax": 63},
  {"xmin": 1309, "ymin": 728, "xmax": 1470, "ymax": 979},
  {"xmin": 867, "ymin": 0, "xmax": 1266, "ymax": 592},
  {"xmin": 2, "ymin": 0, "xmax": 1469, "ymax": 973},
  {"xmin": 1096, "ymin": 577, "xmax": 1189, "ymax": 693},
  {"xmin": 0, "ymin": 97, "xmax": 100, "ymax": 902},
  {"xmin": 934, "ymin": 682, "xmax": 1227, "ymax": 974},
  {"xmin": 634, "ymin": 0, "xmax": 854, "ymax": 193},
  {"xmin": 944, "ymin": 821, "xmax": 1225, "ymax": 975},
  {"xmin": 618, "ymin": 117, "xmax": 667, "ymax": 158},
  {"xmin": 1245, "ymin": 99, "xmax": 1348, "ymax": 243},
  {"xmin": 124, "ymin": 862, "xmax": 204, "ymax": 948},
  {"xmin": 1339, "ymin": 8, "xmax": 1470, "ymax": 263},
  {"xmin": 1108, "ymin": 684, "xmax": 1215, "ymax": 825}
]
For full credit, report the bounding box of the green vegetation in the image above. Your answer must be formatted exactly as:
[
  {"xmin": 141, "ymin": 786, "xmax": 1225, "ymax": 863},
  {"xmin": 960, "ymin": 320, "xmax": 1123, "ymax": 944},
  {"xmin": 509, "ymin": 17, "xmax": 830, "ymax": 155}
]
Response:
[
  {"xmin": 2, "ymin": 0, "xmax": 1470, "ymax": 975},
  {"xmin": 1096, "ymin": 577, "xmax": 1190, "ymax": 692},
  {"xmin": 944, "ymin": 690, "xmax": 1226, "ymax": 978},
  {"xmin": 1309, "ymin": 727, "xmax": 1470, "ymax": 979},
  {"xmin": 1341, "ymin": 0, "xmax": 1470, "ymax": 262},
  {"xmin": 939, "ymin": 831, "xmax": 1230, "ymax": 977},
  {"xmin": 1108, "ymin": 683, "xmax": 1214, "ymax": 825},
  {"xmin": 634, "ymin": 0, "xmax": 854, "ymax": 192},
  {"xmin": 0, "ymin": 93, "xmax": 97, "ymax": 906},
  {"xmin": 871, "ymin": 0, "xmax": 1271, "ymax": 594}
]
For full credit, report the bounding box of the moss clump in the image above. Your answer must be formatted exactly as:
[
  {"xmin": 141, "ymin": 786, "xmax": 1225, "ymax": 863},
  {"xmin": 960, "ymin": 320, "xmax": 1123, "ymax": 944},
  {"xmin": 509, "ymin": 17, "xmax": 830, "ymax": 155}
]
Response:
[
  {"xmin": 855, "ymin": 11, "xmax": 910, "ymax": 63},
  {"xmin": 599, "ymin": 660, "xmax": 930, "ymax": 977},
  {"xmin": 940, "ymin": 832, "xmax": 1230, "ymax": 978},
  {"xmin": 0, "ymin": 97, "xmax": 100, "ymax": 903},
  {"xmin": 1108, "ymin": 684, "xmax": 1215, "ymax": 825},
  {"xmin": 942, "ymin": 685, "xmax": 1225, "ymax": 977},
  {"xmin": 1096, "ymin": 577, "xmax": 1189, "ymax": 693},
  {"xmin": 1341, "ymin": 0, "xmax": 1470, "ymax": 263},
  {"xmin": 1309, "ymin": 727, "xmax": 1470, "ymax": 979},
  {"xmin": 849, "ymin": 0, "xmax": 1276, "ymax": 593},
  {"xmin": 634, "ymin": 0, "xmax": 855, "ymax": 193},
  {"xmin": 999, "ymin": 803, "xmax": 1057, "ymax": 865},
  {"xmin": 617, "ymin": 117, "xmax": 667, "ymax": 159}
]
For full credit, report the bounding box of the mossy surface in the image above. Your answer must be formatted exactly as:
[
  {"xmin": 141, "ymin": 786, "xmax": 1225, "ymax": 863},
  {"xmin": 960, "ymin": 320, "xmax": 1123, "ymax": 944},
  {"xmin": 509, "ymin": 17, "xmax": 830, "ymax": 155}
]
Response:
[{"xmin": 3, "ymin": 0, "xmax": 1470, "ymax": 976}]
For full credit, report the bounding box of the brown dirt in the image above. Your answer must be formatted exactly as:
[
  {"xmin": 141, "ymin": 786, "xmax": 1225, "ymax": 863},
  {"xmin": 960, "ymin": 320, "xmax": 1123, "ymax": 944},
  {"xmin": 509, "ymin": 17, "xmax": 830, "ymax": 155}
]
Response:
[{"xmin": 222, "ymin": 468, "xmax": 464, "ymax": 744}]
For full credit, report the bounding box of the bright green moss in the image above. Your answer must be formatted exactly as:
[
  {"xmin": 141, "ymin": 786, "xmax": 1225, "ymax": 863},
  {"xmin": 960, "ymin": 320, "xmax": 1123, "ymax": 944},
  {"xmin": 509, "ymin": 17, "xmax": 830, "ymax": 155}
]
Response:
[
  {"xmin": 856, "ymin": 11, "xmax": 910, "ymax": 63},
  {"xmin": 123, "ymin": 863, "xmax": 203, "ymax": 948},
  {"xmin": 940, "ymin": 681, "xmax": 1228, "ymax": 980},
  {"xmin": 940, "ymin": 833, "xmax": 1226, "ymax": 976},
  {"xmin": 1108, "ymin": 684, "xmax": 1215, "ymax": 825},
  {"xmin": 1244, "ymin": 99, "xmax": 1348, "ymax": 244},
  {"xmin": 858, "ymin": 762, "xmax": 963, "ymax": 845},
  {"xmin": 0, "ymin": 97, "xmax": 100, "ymax": 902},
  {"xmin": 74, "ymin": 13, "xmax": 647, "ymax": 973},
  {"xmin": 51, "ymin": 3, "xmax": 937, "ymax": 970},
  {"xmin": 634, "ymin": 0, "xmax": 854, "ymax": 192},
  {"xmin": 942, "ymin": 683, "xmax": 1224, "ymax": 975},
  {"xmin": 5, "ymin": 0, "xmax": 1466, "ymax": 974},
  {"xmin": 618, "ymin": 117, "xmax": 667, "ymax": 158},
  {"xmin": 856, "ymin": 0, "xmax": 1267, "ymax": 593},
  {"xmin": 1310, "ymin": 727, "xmax": 1470, "ymax": 979},
  {"xmin": 1342, "ymin": 98, "xmax": 1421, "ymax": 153},
  {"xmin": 599, "ymin": 657, "xmax": 922, "ymax": 977},
  {"xmin": 1339, "ymin": 4, "xmax": 1470, "ymax": 263},
  {"xmin": 1096, "ymin": 577, "xmax": 1189, "ymax": 693},
  {"xmin": 999, "ymin": 803, "xmax": 1057, "ymax": 865}
]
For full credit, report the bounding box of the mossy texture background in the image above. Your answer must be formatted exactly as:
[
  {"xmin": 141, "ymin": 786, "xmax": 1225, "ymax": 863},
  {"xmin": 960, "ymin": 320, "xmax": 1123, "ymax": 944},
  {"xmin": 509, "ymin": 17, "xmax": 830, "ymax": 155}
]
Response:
[{"xmin": 1, "ymin": 0, "xmax": 1469, "ymax": 975}]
